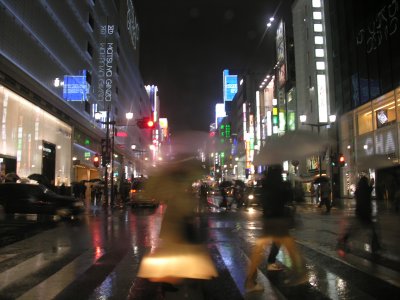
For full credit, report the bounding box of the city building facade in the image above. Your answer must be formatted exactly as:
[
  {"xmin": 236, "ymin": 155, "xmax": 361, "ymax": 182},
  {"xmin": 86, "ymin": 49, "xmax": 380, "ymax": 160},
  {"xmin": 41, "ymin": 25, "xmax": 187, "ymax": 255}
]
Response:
[{"xmin": 0, "ymin": 0, "xmax": 152, "ymax": 187}]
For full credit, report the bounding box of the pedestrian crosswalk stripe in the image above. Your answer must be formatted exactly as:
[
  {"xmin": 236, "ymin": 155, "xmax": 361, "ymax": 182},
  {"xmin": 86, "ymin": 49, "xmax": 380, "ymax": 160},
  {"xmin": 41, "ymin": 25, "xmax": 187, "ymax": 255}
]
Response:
[
  {"xmin": 0, "ymin": 246, "xmax": 70, "ymax": 291},
  {"xmin": 17, "ymin": 248, "xmax": 100, "ymax": 300}
]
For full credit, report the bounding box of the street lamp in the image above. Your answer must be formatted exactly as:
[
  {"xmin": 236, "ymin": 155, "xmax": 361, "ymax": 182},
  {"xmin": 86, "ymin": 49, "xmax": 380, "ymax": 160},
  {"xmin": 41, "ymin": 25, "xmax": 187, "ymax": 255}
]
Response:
[{"xmin": 94, "ymin": 109, "xmax": 135, "ymax": 208}]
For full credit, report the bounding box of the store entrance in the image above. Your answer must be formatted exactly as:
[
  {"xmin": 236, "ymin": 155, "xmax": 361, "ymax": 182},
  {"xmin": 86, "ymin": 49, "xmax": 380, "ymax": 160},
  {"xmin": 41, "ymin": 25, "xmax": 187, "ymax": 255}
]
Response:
[
  {"xmin": 376, "ymin": 166, "xmax": 400, "ymax": 203},
  {"xmin": 42, "ymin": 141, "xmax": 56, "ymax": 184}
]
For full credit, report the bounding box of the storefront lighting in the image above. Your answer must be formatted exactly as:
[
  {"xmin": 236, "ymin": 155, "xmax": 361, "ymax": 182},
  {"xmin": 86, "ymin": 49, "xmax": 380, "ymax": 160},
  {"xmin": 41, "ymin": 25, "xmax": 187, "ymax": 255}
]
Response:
[
  {"xmin": 126, "ymin": 112, "xmax": 133, "ymax": 120},
  {"xmin": 364, "ymin": 145, "xmax": 368, "ymax": 150},
  {"xmin": 57, "ymin": 145, "xmax": 61, "ymax": 149},
  {"xmin": 347, "ymin": 145, "xmax": 351, "ymax": 149},
  {"xmin": 72, "ymin": 156, "xmax": 77, "ymax": 161},
  {"xmin": 38, "ymin": 145, "xmax": 43, "ymax": 150},
  {"xmin": 131, "ymin": 144, "xmax": 137, "ymax": 150},
  {"xmin": 329, "ymin": 115, "xmax": 337, "ymax": 123}
]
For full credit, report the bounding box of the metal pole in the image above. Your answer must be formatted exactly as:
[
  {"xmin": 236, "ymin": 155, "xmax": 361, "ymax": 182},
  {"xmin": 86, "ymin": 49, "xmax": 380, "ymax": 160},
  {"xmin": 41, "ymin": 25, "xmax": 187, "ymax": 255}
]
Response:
[
  {"xmin": 104, "ymin": 106, "xmax": 110, "ymax": 207},
  {"xmin": 110, "ymin": 122, "xmax": 115, "ymax": 207}
]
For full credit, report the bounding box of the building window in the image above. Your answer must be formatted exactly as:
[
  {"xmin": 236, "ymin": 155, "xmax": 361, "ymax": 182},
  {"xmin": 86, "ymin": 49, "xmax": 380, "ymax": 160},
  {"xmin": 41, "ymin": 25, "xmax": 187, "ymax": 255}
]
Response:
[
  {"xmin": 312, "ymin": 0, "xmax": 321, "ymax": 8},
  {"xmin": 86, "ymin": 71, "xmax": 92, "ymax": 85},
  {"xmin": 87, "ymin": 42, "xmax": 93, "ymax": 57},
  {"xmin": 84, "ymin": 101, "xmax": 90, "ymax": 114},
  {"xmin": 316, "ymin": 61, "xmax": 325, "ymax": 70},
  {"xmin": 313, "ymin": 24, "xmax": 323, "ymax": 32},
  {"xmin": 314, "ymin": 36, "xmax": 323, "ymax": 45},
  {"xmin": 313, "ymin": 11, "xmax": 322, "ymax": 20},
  {"xmin": 315, "ymin": 49, "xmax": 324, "ymax": 57},
  {"xmin": 88, "ymin": 13, "xmax": 94, "ymax": 30},
  {"xmin": 372, "ymin": 91, "xmax": 396, "ymax": 129},
  {"xmin": 357, "ymin": 104, "xmax": 373, "ymax": 135}
]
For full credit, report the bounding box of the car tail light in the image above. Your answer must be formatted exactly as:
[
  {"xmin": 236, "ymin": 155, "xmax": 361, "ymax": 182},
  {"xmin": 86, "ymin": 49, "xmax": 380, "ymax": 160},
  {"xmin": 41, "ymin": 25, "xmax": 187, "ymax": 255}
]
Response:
[{"xmin": 130, "ymin": 189, "xmax": 137, "ymax": 194}]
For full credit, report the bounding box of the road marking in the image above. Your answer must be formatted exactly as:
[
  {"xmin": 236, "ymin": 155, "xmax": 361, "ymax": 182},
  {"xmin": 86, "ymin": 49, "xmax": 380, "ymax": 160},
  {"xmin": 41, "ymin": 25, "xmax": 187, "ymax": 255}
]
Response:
[
  {"xmin": 0, "ymin": 253, "xmax": 17, "ymax": 263},
  {"xmin": 215, "ymin": 243, "xmax": 285, "ymax": 300},
  {"xmin": 0, "ymin": 246, "xmax": 70, "ymax": 291},
  {"xmin": 17, "ymin": 248, "xmax": 102, "ymax": 300}
]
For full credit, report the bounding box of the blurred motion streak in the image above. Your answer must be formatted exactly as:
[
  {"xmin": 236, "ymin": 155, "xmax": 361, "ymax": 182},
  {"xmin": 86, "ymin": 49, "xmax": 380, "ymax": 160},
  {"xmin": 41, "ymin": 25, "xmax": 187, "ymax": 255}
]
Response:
[
  {"xmin": 137, "ymin": 156, "xmax": 217, "ymax": 284},
  {"xmin": 254, "ymin": 130, "xmax": 333, "ymax": 165}
]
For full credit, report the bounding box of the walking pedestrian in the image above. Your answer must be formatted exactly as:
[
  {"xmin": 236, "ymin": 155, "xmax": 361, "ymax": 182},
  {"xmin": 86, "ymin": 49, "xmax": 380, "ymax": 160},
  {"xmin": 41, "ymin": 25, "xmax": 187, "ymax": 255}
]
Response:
[
  {"xmin": 318, "ymin": 181, "xmax": 331, "ymax": 213},
  {"xmin": 337, "ymin": 176, "xmax": 381, "ymax": 255},
  {"xmin": 245, "ymin": 165, "xmax": 307, "ymax": 293}
]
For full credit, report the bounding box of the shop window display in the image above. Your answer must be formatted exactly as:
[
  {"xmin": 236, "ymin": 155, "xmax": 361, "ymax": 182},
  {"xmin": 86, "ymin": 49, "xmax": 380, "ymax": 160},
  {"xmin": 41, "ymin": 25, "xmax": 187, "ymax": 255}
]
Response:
[
  {"xmin": 372, "ymin": 91, "xmax": 396, "ymax": 129},
  {"xmin": 356, "ymin": 103, "xmax": 373, "ymax": 135}
]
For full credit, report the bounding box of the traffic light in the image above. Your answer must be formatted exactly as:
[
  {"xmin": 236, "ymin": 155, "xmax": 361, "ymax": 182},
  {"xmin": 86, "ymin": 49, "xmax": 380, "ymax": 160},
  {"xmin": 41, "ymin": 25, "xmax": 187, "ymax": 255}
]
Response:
[
  {"xmin": 137, "ymin": 117, "xmax": 155, "ymax": 129},
  {"xmin": 93, "ymin": 153, "xmax": 100, "ymax": 168},
  {"xmin": 338, "ymin": 153, "xmax": 345, "ymax": 167}
]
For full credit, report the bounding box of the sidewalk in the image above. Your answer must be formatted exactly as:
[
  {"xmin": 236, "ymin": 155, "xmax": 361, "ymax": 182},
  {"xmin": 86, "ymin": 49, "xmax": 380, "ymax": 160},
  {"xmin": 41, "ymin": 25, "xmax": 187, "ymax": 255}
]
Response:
[{"xmin": 300, "ymin": 196, "xmax": 400, "ymax": 271}]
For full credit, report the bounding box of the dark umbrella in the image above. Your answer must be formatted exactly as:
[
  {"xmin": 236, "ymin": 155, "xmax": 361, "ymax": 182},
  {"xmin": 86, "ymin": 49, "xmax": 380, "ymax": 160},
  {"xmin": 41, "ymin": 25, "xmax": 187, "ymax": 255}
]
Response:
[
  {"xmin": 313, "ymin": 175, "xmax": 330, "ymax": 184},
  {"xmin": 219, "ymin": 181, "xmax": 233, "ymax": 188},
  {"xmin": 28, "ymin": 174, "xmax": 51, "ymax": 187},
  {"xmin": 4, "ymin": 172, "xmax": 20, "ymax": 183}
]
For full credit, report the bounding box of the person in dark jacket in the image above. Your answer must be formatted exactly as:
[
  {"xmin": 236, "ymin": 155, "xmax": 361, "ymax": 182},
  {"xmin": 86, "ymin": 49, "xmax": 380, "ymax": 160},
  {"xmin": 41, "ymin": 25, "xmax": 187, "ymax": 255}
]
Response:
[
  {"xmin": 245, "ymin": 166, "xmax": 307, "ymax": 293},
  {"xmin": 337, "ymin": 176, "xmax": 381, "ymax": 255}
]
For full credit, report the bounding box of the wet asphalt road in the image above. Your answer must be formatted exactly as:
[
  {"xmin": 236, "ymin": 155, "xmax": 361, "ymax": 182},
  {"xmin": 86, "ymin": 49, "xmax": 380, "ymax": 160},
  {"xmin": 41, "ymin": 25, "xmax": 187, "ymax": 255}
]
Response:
[{"xmin": 0, "ymin": 200, "xmax": 399, "ymax": 300}]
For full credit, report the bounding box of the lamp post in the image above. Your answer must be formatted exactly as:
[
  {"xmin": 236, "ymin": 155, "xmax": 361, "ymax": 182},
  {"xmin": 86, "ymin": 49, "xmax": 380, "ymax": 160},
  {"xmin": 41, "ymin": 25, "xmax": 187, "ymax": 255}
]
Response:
[{"xmin": 95, "ymin": 110, "xmax": 135, "ymax": 207}]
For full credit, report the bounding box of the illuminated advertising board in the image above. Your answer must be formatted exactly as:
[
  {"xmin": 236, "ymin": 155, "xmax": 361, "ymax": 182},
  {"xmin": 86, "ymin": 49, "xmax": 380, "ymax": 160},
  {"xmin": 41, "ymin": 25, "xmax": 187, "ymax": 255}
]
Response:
[
  {"xmin": 215, "ymin": 103, "xmax": 226, "ymax": 126},
  {"xmin": 63, "ymin": 72, "xmax": 88, "ymax": 101},
  {"xmin": 223, "ymin": 70, "xmax": 238, "ymax": 102}
]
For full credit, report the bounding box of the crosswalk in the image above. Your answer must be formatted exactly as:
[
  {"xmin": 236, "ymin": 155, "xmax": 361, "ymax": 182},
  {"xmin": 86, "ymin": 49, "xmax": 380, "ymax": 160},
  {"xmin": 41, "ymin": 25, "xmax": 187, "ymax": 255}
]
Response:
[{"xmin": 0, "ymin": 210, "xmax": 399, "ymax": 300}]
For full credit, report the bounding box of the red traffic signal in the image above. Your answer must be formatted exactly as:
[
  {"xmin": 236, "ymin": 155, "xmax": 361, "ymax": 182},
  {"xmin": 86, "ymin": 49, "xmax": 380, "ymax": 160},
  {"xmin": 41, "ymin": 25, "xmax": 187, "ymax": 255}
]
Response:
[
  {"xmin": 137, "ymin": 117, "xmax": 155, "ymax": 129},
  {"xmin": 338, "ymin": 153, "xmax": 345, "ymax": 167},
  {"xmin": 93, "ymin": 153, "xmax": 100, "ymax": 168}
]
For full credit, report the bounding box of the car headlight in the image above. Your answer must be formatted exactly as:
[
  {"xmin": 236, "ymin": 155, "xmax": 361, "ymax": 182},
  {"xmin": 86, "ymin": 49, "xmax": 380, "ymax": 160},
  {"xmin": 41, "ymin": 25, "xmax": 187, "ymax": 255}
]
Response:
[{"xmin": 248, "ymin": 194, "xmax": 254, "ymax": 200}]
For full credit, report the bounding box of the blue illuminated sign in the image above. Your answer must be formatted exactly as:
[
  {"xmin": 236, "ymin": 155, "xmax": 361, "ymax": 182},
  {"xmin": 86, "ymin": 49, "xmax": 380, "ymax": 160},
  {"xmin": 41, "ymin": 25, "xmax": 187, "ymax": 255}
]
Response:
[
  {"xmin": 63, "ymin": 71, "xmax": 88, "ymax": 101},
  {"xmin": 223, "ymin": 70, "xmax": 238, "ymax": 102}
]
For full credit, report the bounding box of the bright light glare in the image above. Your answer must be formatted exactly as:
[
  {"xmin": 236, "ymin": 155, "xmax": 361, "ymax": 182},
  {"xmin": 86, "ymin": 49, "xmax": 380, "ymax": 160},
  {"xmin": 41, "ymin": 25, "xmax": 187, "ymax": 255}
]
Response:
[{"xmin": 126, "ymin": 112, "xmax": 133, "ymax": 120}]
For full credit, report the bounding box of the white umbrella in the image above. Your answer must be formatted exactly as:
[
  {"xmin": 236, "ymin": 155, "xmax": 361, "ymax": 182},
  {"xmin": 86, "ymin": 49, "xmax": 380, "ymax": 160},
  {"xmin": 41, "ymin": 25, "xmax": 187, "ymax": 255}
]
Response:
[
  {"xmin": 357, "ymin": 154, "xmax": 399, "ymax": 170},
  {"xmin": 254, "ymin": 130, "xmax": 333, "ymax": 165}
]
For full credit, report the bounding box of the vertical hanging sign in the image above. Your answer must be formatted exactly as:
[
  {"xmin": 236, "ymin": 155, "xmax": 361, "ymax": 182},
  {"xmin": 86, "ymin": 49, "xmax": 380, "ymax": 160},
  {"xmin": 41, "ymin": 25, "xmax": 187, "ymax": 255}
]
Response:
[{"xmin": 97, "ymin": 22, "xmax": 115, "ymax": 103}]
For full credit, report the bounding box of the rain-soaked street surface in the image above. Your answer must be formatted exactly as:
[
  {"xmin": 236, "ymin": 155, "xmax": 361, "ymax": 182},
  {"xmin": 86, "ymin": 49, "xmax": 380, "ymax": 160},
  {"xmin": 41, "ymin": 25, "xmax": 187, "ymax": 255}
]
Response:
[{"xmin": 0, "ymin": 199, "xmax": 399, "ymax": 300}]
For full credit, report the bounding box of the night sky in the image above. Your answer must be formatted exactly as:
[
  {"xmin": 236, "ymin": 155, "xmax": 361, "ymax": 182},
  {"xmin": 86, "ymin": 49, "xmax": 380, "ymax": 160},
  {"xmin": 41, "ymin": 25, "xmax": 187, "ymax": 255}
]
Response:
[{"xmin": 135, "ymin": 0, "xmax": 288, "ymax": 132}]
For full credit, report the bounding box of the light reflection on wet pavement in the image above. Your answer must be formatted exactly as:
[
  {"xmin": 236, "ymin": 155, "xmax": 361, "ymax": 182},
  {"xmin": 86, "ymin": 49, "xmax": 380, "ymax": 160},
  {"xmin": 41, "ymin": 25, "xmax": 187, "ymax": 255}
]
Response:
[{"xmin": 0, "ymin": 200, "xmax": 399, "ymax": 299}]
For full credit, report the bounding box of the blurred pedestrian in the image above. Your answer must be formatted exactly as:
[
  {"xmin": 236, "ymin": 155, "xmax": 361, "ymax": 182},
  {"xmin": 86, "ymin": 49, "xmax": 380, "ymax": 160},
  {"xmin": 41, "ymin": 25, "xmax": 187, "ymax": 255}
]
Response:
[
  {"xmin": 394, "ymin": 186, "xmax": 400, "ymax": 213},
  {"xmin": 337, "ymin": 176, "xmax": 381, "ymax": 255},
  {"xmin": 199, "ymin": 182, "xmax": 209, "ymax": 212},
  {"xmin": 318, "ymin": 181, "xmax": 331, "ymax": 213},
  {"xmin": 137, "ymin": 156, "xmax": 217, "ymax": 288},
  {"xmin": 245, "ymin": 165, "xmax": 307, "ymax": 293}
]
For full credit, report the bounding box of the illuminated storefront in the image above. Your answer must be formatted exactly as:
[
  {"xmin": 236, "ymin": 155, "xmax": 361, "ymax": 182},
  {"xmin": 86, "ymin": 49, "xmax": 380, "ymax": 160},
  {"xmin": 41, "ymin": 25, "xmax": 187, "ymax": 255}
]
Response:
[
  {"xmin": 339, "ymin": 87, "xmax": 400, "ymax": 197},
  {"xmin": 0, "ymin": 85, "xmax": 72, "ymax": 184}
]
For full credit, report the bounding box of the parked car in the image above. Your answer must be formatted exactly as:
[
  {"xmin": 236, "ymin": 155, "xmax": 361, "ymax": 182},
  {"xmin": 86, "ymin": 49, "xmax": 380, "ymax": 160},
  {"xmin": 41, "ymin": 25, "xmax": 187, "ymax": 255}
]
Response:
[
  {"xmin": 0, "ymin": 183, "xmax": 84, "ymax": 219},
  {"xmin": 128, "ymin": 180, "xmax": 159, "ymax": 208}
]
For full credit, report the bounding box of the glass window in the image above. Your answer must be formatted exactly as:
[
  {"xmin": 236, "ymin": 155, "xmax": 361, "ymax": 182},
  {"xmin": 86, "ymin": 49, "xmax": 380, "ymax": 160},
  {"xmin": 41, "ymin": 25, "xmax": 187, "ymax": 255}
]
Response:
[
  {"xmin": 316, "ymin": 61, "xmax": 325, "ymax": 70},
  {"xmin": 314, "ymin": 36, "xmax": 323, "ymax": 44},
  {"xmin": 315, "ymin": 49, "xmax": 324, "ymax": 57},
  {"xmin": 356, "ymin": 103, "xmax": 373, "ymax": 135},
  {"xmin": 372, "ymin": 91, "xmax": 395, "ymax": 129},
  {"xmin": 313, "ymin": 11, "xmax": 322, "ymax": 20},
  {"xmin": 312, "ymin": 0, "xmax": 321, "ymax": 8},
  {"xmin": 396, "ymin": 87, "xmax": 400, "ymax": 123},
  {"xmin": 314, "ymin": 24, "xmax": 323, "ymax": 32}
]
